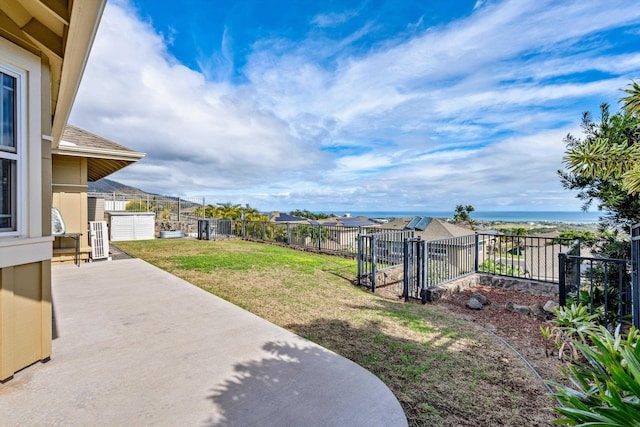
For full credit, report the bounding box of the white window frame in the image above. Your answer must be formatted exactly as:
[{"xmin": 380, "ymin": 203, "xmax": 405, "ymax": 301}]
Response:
[{"xmin": 0, "ymin": 63, "xmax": 25, "ymax": 237}]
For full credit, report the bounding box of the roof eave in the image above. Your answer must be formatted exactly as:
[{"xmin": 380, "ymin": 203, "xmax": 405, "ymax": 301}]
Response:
[
  {"xmin": 52, "ymin": 144, "xmax": 146, "ymax": 162},
  {"xmin": 51, "ymin": 0, "xmax": 106, "ymax": 146}
]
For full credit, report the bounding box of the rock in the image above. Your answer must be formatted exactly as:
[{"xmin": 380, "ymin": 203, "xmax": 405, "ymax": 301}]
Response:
[
  {"xmin": 470, "ymin": 292, "xmax": 490, "ymax": 305},
  {"xmin": 543, "ymin": 300, "xmax": 559, "ymax": 314},
  {"xmin": 426, "ymin": 287, "xmax": 444, "ymax": 302},
  {"xmin": 505, "ymin": 301, "xmax": 530, "ymax": 316},
  {"xmin": 513, "ymin": 304, "xmax": 531, "ymax": 316},
  {"xmin": 529, "ymin": 303, "xmax": 548, "ymax": 320},
  {"xmin": 466, "ymin": 297, "xmax": 484, "ymax": 310}
]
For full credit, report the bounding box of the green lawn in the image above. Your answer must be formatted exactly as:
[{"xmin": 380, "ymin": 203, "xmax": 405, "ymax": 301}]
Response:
[{"xmin": 115, "ymin": 239, "xmax": 556, "ymax": 426}]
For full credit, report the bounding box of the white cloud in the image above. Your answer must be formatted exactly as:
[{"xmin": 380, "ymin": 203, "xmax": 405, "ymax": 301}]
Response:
[{"xmin": 71, "ymin": 0, "xmax": 640, "ymax": 212}]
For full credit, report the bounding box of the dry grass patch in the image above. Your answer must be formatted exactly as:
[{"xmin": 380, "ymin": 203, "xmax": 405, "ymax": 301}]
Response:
[{"xmin": 115, "ymin": 239, "xmax": 556, "ymax": 426}]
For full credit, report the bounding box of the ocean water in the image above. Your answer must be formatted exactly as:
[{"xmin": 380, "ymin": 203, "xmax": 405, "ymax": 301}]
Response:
[{"xmin": 348, "ymin": 211, "xmax": 601, "ymax": 223}]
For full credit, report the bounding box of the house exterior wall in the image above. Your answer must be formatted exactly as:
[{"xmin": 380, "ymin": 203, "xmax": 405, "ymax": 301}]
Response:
[
  {"xmin": 0, "ymin": 37, "xmax": 52, "ymax": 381},
  {"xmin": 88, "ymin": 197, "xmax": 105, "ymax": 222},
  {"xmin": 52, "ymin": 154, "xmax": 90, "ymax": 263}
]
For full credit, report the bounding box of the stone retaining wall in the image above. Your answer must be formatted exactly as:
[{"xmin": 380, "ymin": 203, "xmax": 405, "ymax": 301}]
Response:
[{"xmin": 425, "ymin": 273, "xmax": 559, "ymax": 302}]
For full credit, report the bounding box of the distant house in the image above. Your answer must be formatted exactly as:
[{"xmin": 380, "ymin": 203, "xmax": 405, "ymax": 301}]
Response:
[
  {"xmin": 52, "ymin": 125, "xmax": 144, "ymax": 263},
  {"xmin": 384, "ymin": 217, "xmax": 492, "ymax": 276},
  {"xmin": 312, "ymin": 216, "xmax": 382, "ymax": 249},
  {"xmin": 269, "ymin": 211, "xmax": 310, "ymax": 223},
  {"xmin": 0, "ymin": 0, "xmax": 106, "ymax": 381}
]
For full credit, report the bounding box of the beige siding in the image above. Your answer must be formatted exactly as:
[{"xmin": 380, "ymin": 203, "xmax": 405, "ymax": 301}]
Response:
[
  {"xmin": 0, "ymin": 261, "xmax": 51, "ymax": 381},
  {"xmin": 88, "ymin": 197, "xmax": 105, "ymax": 222},
  {"xmin": 52, "ymin": 155, "xmax": 90, "ymax": 262}
]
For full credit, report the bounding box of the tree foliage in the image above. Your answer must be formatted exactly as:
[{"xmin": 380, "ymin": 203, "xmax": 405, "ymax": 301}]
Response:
[
  {"xmin": 559, "ymin": 103, "xmax": 640, "ymax": 233},
  {"xmin": 125, "ymin": 200, "xmax": 149, "ymax": 212},
  {"xmin": 193, "ymin": 203, "xmax": 268, "ymax": 221},
  {"xmin": 563, "ymin": 103, "xmax": 640, "ymax": 196},
  {"xmin": 288, "ymin": 209, "xmax": 334, "ymax": 220},
  {"xmin": 452, "ymin": 204, "xmax": 477, "ymax": 229},
  {"xmin": 622, "ymin": 80, "xmax": 640, "ymax": 116}
]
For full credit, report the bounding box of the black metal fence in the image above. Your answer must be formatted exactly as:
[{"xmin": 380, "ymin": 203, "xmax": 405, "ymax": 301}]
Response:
[
  {"xmin": 358, "ymin": 232, "xmax": 574, "ymax": 294},
  {"xmin": 208, "ymin": 220, "xmax": 396, "ymax": 257},
  {"xmin": 404, "ymin": 238, "xmax": 426, "ymax": 303},
  {"xmin": 197, "ymin": 219, "xmax": 233, "ymax": 240},
  {"xmin": 357, "ymin": 230, "xmax": 415, "ymax": 291},
  {"xmin": 479, "ymin": 234, "xmax": 575, "ymax": 282},
  {"xmin": 425, "ymin": 234, "xmax": 478, "ymax": 286},
  {"xmin": 559, "ymin": 252, "xmax": 633, "ymax": 329}
]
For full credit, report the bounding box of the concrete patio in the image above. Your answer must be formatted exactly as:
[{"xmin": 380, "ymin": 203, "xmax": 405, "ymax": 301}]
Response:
[{"xmin": 0, "ymin": 258, "xmax": 407, "ymax": 426}]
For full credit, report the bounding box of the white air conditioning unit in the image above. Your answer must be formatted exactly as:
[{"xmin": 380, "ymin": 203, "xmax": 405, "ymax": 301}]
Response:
[{"xmin": 89, "ymin": 221, "xmax": 111, "ymax": 261}]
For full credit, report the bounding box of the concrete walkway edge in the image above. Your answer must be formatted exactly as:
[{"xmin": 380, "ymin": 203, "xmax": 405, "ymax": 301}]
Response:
[{"xmin": 0, "ymin": 258, "xmax": 407, "ymax": 426}]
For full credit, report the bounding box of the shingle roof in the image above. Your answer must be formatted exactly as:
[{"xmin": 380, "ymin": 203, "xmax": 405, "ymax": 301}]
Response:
[
  {"xmin": 55, "ymin": 125, "xmax": 144, "ymax": 182},
  {"xmin": 61, "ymin": 125, "xmax": 138, "ymax": 153}
]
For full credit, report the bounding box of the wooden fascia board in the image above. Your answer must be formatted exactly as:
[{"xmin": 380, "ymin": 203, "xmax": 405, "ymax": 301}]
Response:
[
  {"xmin": 52, "ymin": 146, "xmax": 145, "ymax": 162},
  {"xmin": 51, "ymin": 0, "xmax": 106, "ymax": 147}
]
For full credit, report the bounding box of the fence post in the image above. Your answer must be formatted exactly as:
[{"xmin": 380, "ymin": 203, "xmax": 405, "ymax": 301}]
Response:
[
  {"xmin": 403, "ymin": 239, "xmax": 410, "ymax": 302},
  {"xmin": 357, "ymin": 234, "xmax": 362, "ymax": 286},
  {"xmin": 177, "ymin": 197, "xmax": 181, "ymax": 221},
  {"xmin": 371, "ymin": 235, "xmax": 377, "ymax": 293},
  {"xmin": 474, "ymin": 233, "xmax": 479, "ymax": 272},
  {"xmin": 262, "ymin": 222, "xmax": 266, "ymax": 240},
  {"xmin": 420, "ymin": 239, "xmax": 427, "ymax": 304},
  {"xmin": 287, "ymin": 223, "xmax": 291, "ymax": 245},
  {"xmin": 317, "ymin": 225, "xmax": 322, "ymax": 251},
  {"xmin": 558, "ymin": 252, "xmax": 567, "ymax": 307}
]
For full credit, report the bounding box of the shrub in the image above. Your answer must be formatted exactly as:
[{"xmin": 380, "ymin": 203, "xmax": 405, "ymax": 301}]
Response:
[
  {"xmin": 541, "ymin": 303, "xmax": 600, "ymax": 362},
  {"xmin": 544, "ymin": 304, "xmax": 640, "ymax": 425}
]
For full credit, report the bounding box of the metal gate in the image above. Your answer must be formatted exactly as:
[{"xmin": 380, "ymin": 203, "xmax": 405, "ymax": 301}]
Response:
[
  {"xmin": 404, "ymin": 237, "xmax": 427, "ymax": 304},
  {"xmin": 357, "ymin": 230, "xmax": 414, "ymax": 292},
  {"xmin": 632, "ymin": 223, "xmax": 640, "ymax": 328}
]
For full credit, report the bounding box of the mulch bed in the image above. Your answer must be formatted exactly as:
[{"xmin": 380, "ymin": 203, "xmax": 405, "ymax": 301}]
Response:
[{"xmin": 435, "ymin": 285, "xmax": 569, "ymax": 386}]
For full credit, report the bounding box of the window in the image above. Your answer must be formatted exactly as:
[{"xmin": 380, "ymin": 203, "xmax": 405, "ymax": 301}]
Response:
[
  {"xmin": 428, "ymin": 244, "xmax": 447, "ymax": 259},
  {"xmin": 0, "ymin": 70, "xmax": 17, "ymax": 233}
]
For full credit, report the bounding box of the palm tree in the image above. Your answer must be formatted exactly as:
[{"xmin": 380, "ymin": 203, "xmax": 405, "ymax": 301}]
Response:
[
  {"xmin": 216, "ymin": 202, "xmax": 242, "ymax": 219},
  {"xmin": 622, "ymin": 80, "xmax": 640, "ymax": 116},
  {"xmin": 452, "ymin": 204, "xmax": 477, "ymax": 230},
  {"xmin": 242, "ymin": 204, "xmax": 268, "ymax": 221}
]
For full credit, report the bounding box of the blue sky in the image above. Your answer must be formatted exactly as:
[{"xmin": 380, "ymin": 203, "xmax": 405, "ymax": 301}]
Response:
[{"xmin": 69, "ymin": 0, "xmax": 640, "ymax": 213}]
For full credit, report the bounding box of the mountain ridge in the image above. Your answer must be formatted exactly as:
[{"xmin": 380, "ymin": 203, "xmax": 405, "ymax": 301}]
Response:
[{"xmin": 88, "ymin": 178, "xmax": 151, "ymax": 195}]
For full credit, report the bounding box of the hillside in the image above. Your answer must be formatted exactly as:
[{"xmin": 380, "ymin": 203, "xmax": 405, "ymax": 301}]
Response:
[{"xmin": 88, "ymin": 178, "xmax": 149, "ymax": 195}]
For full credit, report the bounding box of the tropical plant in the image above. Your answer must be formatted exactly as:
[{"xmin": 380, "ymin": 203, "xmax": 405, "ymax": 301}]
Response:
[
  {"xmin": 242, "ymin": 204, "xmax": 268, "ymax": 221},
  {"xmin": 622, "ymin": 80, "xmax": 640, "ymax": 116},
  {"xmin": 215, "ymin": 202, "xmax": 242, "ymax": 219},
  {"xmin": 452, "ymin": 204, "xmax": 477, "ymax": 230},
  {"xmin": 546, "ymin": 318, "xmax": 640, "ymax": 425},
  {"xmin": 541, "ymin": 303, "xmax": 601, "ymax": 361},
  {"xmin": 478, "ymin": 259, "xmax": 526, "ymax": 277}
]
